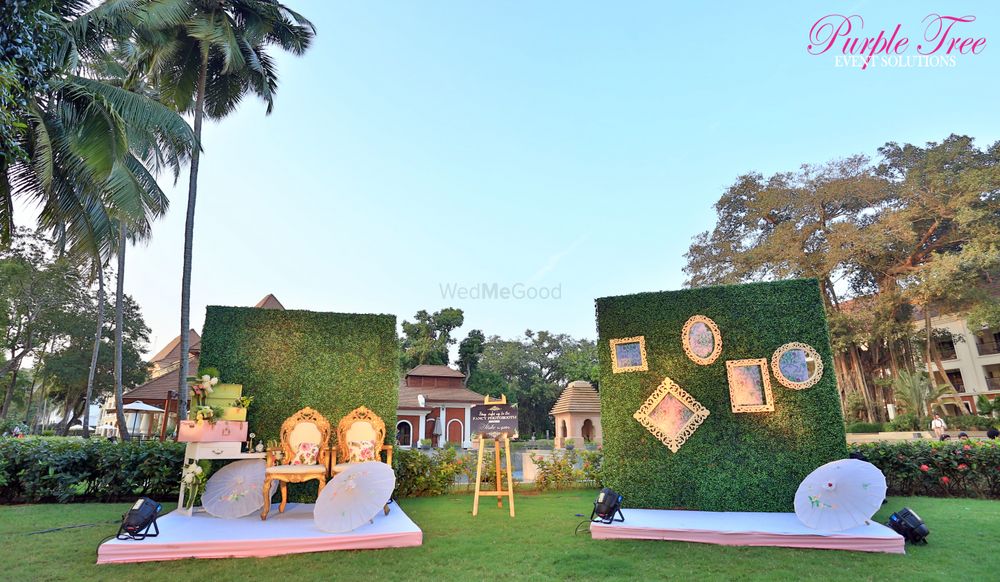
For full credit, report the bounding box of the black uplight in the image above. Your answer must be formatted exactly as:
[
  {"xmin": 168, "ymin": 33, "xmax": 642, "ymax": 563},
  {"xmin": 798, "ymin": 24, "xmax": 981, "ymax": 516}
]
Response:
[
  {"xmin": 591, "ymin": 487, "xmax": 625, "ymax": 524},
  {"xmin": 887, "ymin": 507, "xmax": 929, "ymax": 544}
]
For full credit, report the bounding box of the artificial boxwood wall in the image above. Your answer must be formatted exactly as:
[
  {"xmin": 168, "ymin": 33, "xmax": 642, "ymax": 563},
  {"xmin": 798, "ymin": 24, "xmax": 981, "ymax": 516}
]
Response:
[
  {"xmin": 199, "ymin": 307, "xmax": 399, "ymax": 445},
  {"xmin": 596, "ymin": 279, "xmax": 847, "ymax": 512}
]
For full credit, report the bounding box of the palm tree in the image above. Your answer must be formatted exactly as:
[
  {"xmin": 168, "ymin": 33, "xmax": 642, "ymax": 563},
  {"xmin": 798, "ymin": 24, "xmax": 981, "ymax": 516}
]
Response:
[
  {"xmin": 132, "ymin": 0, "xmax": 315, "ymax": 419},
  {"xmin": 3, "ymin": 1, "xmax": 197, "ymax": 435},
  {"xmin": 892, "ymin": 370, "xmax": 956, "ymax": 421}
]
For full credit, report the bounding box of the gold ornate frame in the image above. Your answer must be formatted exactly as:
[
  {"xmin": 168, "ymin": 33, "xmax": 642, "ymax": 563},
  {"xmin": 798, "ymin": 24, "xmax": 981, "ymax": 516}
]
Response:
[
  {"xmin": 771, "ymin": 342, "xmax": 824, "ymax": 390},
  {"xmin": 633, "ymin": 376, "xmax": 710, "ymax": 453},
  {"xmin": 610, "ymin": 336, "xmax": 648, "ymax": 373},
  {"xmin": 726, "ymin": 359, "xmax": 775, "ymax": 413},
  {"xmin": 681, "ymin": 315, "xmax": 722, "ymax": 365}
]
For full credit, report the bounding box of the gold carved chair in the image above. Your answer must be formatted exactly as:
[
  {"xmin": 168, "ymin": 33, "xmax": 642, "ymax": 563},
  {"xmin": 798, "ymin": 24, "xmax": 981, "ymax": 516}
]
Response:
[
  {"xmin": 261, "ymin": 407, "xmax": 332, "ymax": 520},
  {"xmin": 332, "ymin": 406, "xmax": 393, "ymax": 473}
]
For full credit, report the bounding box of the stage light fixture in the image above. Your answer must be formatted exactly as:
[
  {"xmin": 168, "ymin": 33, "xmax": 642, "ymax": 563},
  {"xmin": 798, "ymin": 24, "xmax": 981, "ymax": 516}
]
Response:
[
  {"xmin": 117, "ymin": 497, "xmax": 162, "ymax": 541},
  {"xmin": 887, "ymin": 507, "xmax": 929, "ymax": 544},
  {"xmin": 590, "ymin": 487, "xmax": 625, "ymax": 524}
]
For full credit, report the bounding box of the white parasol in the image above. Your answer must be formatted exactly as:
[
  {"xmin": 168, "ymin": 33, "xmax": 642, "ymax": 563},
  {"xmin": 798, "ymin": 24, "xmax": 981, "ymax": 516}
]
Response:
[
  {"xmin": 314, "ymin": 462, "xmax": 395, "ymax": 533},
  {"xmin": 794, "ymin": 459, "xmax": 887, "ymax": 531},
  {"xmin": 201, "ymin": 460, "xmax": 277, "ymax": 519}
]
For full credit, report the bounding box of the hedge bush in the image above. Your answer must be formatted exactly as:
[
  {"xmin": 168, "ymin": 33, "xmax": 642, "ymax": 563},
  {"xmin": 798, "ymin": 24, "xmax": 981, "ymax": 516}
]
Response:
[
  {"xmin": 392, "ymin": 447, "xmax": 464, "ymax": 497},
  {"xmin": 0, "ymin": 437, "xmax": 185, "ymax": 503},
  {"xmin": 199, "ymin": 307, "xmax": 399, "ymax": 443},
  {"xmin": 851, "ymin": 440, "xmax": 1000, "ymax": 498},
  {"xmin": 846, "ymin": 422, "xmax": 884, "ymax": 433},
  {"xmin": 596, "ymin": 279, "xmax": 848, "ymax": 512}
]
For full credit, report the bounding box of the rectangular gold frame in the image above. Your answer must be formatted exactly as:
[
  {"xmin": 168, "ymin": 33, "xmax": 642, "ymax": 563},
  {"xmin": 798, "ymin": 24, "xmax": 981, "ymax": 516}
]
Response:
[
  {"xmin": 726, "ymin": 358, "xmax": 775, "ymax": 413},
  {"xmin": 610, "ymin": 336, "xmax": 648, "ymax": 373}
]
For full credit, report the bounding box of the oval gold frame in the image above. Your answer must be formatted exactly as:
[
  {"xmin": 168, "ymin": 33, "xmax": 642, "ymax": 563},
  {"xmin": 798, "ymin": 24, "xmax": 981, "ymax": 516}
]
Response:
[
  {"xmin": 681, "ymin": 315, "xmax": 722, "ymax": 365},
  {"xmin": 771, "ymin": 342, "xmax": 823, "ymax": 389}
]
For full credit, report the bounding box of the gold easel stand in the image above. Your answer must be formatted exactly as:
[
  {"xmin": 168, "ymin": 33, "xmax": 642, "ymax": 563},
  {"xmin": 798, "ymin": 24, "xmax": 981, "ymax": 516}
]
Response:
[{"xmin": 472, "ymin": 395, "xmax": 515, "ymax": 517}]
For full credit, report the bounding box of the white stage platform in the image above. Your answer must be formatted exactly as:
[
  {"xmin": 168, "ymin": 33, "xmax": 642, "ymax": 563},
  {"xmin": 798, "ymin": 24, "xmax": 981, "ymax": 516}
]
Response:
[
  {"xmin": 98, "ymin": 503, "xmax": 422, "ymax": 564},
  {"xmin": 590, "ymin": 509, "xmax": 904, "ymax": 554}
]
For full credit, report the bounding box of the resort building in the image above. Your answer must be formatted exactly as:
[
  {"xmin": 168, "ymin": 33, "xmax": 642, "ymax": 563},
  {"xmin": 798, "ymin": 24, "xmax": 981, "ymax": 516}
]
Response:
[
  {"xmin": 920, "ymin": 309, "xmax": 1000, "ymax": 414},
  {"xmin": 396, "ymin": 365, "xmax": 484, "ymax": 449}
]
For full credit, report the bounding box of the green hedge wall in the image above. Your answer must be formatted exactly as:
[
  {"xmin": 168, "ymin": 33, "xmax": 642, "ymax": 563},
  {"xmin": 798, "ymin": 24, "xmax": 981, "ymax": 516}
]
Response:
[
  {"xmin": 199, "ymin": 307, "xmax": 399, "ymax": 445},
  {"xmin": 596, "ymin": 279, "xmax": 847, "ymax": 512}
]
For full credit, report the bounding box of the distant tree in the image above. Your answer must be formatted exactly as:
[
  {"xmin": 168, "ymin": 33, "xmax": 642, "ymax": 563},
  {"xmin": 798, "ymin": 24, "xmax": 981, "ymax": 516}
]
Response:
[
  {"xmin": 683, "ymin": 135, "xmax": 1000, "ymax": 421},
  {"xmin": 476, "ymin": 330, "xmax": 598, "ymax": 437},
  {"xmin": 457, "ymin": 329, "xmax": 485, "ymax": 383},
  {"xmin": 400, "ymin": 308, "xmax": 464, "ymax": 369}
]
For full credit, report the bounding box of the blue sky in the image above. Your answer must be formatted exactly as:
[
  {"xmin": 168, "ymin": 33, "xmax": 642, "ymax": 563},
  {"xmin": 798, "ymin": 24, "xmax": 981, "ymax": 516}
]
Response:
[{"xmin": 82, "ymin": 1, "xmax": 1000, "ymax": 352}]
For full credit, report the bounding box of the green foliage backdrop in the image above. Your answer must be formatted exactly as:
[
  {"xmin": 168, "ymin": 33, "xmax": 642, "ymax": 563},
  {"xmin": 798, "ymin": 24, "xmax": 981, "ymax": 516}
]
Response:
[
  {"xmin": 199, "ymin": 307, "xmax": 399, "ymax": 444},
  {"xmin": 596, "ymin": 279, "xmax": 847, "ymax": 512}
]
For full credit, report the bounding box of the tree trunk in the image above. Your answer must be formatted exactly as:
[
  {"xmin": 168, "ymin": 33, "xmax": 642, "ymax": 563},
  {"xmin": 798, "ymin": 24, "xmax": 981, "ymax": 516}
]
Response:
[
  {"xmin": 82, "ymin": 264, "xmax": 106, "ymax": 438},
  {"xmin": 115, "ymin": 223, "xmax": 131, "ymax": 440},
  {"xmin": 178, "ymin": 46, "xmax": 210, "ymax": 422},
  {"xmin": 0, "ymin": 351, "xmax": 21, "ymax": 418}
]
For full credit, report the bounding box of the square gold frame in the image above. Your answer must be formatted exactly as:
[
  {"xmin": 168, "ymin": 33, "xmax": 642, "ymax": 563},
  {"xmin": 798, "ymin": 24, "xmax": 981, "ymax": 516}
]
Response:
[
  {"xmin": 610, "ymin": 336, "xmax": 648, "ymax": 373},
  {"xmin": 633, "ymin": 376, "xmax": 710, "ymax": 453},
  {"xmin": 726, "ymin": 358, "xmax": 775, "ymax": 413}
]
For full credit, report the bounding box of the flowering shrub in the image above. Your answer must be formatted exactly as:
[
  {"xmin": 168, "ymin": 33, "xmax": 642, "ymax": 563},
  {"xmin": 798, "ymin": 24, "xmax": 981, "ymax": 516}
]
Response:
[
  {"xmin": 0, "ymin": 437, "xmax": 185, "ymax": 503},
  {"xmin": 851, "ymin": 440, "xmax": 1000, "ymax": 499},
  {"xmin": 530, "ymin": 449, "xmax": 582, "ymax": 492},
  {"xmin": 392, "ymin": 447, "xmax": 465, "ymax": 497},
  {"xmin": 580, "ymin": 448, "xmax": 604, "ymax": 487}
]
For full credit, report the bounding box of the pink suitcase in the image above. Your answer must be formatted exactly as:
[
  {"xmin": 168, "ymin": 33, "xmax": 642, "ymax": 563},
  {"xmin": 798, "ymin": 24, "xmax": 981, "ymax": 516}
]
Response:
[{"xmin": 176, "ymin": 420, "xmax": 248, "ymax": 442}]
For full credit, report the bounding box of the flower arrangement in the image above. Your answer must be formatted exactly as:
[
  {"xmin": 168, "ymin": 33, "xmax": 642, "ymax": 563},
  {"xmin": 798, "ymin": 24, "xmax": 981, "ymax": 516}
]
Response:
[
  {"xmin": 232, "ymin": 395, "xmax": 254, "ymax": 409},
  {"xmin": 188, "ymin": 367, "xmax": 220, "ymax": 409},
  {"xmin": 181, "ymin": 461, "xmax": 206, "ymax": 510},
  {"xmin": 193, "ymin": 405, "xmax": 225, "ymax": 425}
]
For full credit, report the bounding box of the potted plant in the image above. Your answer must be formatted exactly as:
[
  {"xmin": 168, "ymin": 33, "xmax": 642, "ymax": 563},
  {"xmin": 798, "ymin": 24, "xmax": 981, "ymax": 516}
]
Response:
[
  {"xmin": 224, "ymin": 395, "xmax": 254, "ymax": 421},
  {"xmin": 564, "ymin": 438, "xmax": 575, "ymax": 450},
  {"xmin": 419, "ymin": 438, "xmax": 432, "ymax": 449}
]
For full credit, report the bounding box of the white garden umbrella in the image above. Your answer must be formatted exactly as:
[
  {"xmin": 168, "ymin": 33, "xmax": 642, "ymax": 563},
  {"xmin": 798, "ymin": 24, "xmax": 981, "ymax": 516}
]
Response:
[
  {"xmin": 314, "ymin": 462, "xmax": 396, "ymax": 533},
  {"xmin": 202, "ymin": 460, "xmax": 277, "ymax": 519},
  {"xmin": 794, "ymin": 459, "xmax": 887, "ymax": 531},
  {"xmin": 122, "ymin": 401, "xmax": 164, "ymax": 412}
]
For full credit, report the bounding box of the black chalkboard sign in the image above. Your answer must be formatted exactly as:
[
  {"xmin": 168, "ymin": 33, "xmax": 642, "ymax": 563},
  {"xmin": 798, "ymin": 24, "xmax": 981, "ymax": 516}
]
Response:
[{"xmin": 470, "ymin": 404, "xmax": 518, "ymax": 438}]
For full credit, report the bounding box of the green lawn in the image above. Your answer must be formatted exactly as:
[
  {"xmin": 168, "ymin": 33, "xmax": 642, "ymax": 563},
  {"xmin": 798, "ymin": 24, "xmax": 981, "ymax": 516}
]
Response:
[{"xmin": 1, "ymin": 490, "xmax": 996, "ymax": 581}]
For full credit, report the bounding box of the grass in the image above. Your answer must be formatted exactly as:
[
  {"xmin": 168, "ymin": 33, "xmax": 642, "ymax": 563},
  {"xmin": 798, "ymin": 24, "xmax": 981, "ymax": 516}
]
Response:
[{"xmin": 1, "ymin": 490, "xmax": 997, "ymax": 581}]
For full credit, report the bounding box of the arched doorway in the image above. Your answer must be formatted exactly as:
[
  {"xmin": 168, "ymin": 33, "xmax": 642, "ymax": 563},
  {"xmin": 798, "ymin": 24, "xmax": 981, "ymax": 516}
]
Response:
[
  {"xmin": 560, "ymin": 419, "xmax": 568, "ymax": 438},
  {"xmin": 396, "ymin": 420, "xmax": 413, "ymax": 447},
  {"xmin": 582, "ymin": 418, "xmax": 594, "ymax": 441},
  {"xmin": 447, "ymin": 419, "xmax": 464, "ymax": 445}
]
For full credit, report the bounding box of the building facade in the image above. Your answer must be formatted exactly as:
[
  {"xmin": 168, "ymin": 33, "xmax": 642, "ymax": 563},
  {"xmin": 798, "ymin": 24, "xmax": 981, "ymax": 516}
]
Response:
[
  {"xmin": 396, "ymin": 365, "xmax": 484, "ymax": 449},
  {"xmin": 922, "ymin": 312, "xmax": 1000, "ymax": 414}
]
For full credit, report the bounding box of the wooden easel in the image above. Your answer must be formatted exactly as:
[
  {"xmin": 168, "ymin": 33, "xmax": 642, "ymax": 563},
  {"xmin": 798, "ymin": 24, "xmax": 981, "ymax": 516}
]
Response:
[{"xmin": 472, "ymin": 395, "xmax": 515, "ymax": 517}]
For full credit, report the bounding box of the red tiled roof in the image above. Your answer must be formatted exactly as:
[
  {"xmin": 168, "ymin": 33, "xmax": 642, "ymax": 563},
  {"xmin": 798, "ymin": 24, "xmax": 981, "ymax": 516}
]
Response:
[
  {"xmin": 398, "ymin": 379, "xmax": 484, "ymax": 409},
  {"xmin": 124, "ymin": 355, "xmax": 199, "ymax": 403},
  {"xmin": 149, "ymin": 329, "xmax": 201, "ymax": 365},
  {"xmin": 405, "ymin": 365, "xmax": 465, "ymax": 378},
  {"xmin": 254, "ymin": 294, "xmax": 285, "ymax": 310}
]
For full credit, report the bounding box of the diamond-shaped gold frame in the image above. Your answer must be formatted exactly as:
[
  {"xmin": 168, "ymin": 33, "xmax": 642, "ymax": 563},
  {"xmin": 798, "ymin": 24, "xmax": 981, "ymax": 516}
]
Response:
[{"xmin": 633, "ymin": 376, "xmax": 710, "ymax": 453}]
